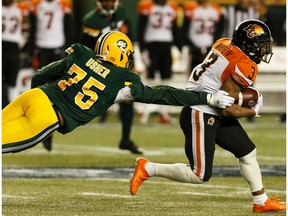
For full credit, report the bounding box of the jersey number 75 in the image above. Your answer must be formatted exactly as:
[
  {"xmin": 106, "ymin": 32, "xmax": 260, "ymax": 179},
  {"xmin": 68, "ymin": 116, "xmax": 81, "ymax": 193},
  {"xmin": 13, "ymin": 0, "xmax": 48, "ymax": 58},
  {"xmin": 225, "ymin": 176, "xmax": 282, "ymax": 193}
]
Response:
[{"xmin": 58, "ymin": 64, "xmax": 106, "ymax": 110}]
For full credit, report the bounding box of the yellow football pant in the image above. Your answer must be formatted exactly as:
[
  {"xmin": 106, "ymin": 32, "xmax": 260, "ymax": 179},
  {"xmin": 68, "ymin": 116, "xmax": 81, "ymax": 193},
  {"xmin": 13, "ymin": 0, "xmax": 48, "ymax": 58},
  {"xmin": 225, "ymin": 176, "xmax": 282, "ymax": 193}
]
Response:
[{"xmin": 2, "ymin": 88, "xmax": 60, "ymax": 153}]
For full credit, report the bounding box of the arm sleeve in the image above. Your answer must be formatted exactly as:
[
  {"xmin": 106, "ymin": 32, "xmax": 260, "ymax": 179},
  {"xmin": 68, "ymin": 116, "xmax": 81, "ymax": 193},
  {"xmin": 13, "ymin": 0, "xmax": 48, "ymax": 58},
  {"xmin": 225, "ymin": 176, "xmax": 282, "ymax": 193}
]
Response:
[
  {"xmin": 130, "ymin": 84, "xmax": 208, "ymax": 106},
  {"xmin": 31, "ymin": 58, "xmax": 67, "ymax": 88}
]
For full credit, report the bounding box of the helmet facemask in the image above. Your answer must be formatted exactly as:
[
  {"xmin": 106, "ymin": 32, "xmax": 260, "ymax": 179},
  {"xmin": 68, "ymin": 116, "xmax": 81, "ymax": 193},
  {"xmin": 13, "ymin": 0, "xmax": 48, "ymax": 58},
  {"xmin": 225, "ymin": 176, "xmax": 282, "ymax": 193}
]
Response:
[
  {"xmin": 126, "ymin": 50, "xmax": 134, "ymax": 69},
  {"xmin": 259, "ymin": 40, "xmax": 273, "ymax": 63},
  {"xmin": 232, "ymin": 19, "xmax": 274, "ymax": 64},
  {"xmin": 241, "ymin": 39, "xmax": 273, "ymax": 64}
]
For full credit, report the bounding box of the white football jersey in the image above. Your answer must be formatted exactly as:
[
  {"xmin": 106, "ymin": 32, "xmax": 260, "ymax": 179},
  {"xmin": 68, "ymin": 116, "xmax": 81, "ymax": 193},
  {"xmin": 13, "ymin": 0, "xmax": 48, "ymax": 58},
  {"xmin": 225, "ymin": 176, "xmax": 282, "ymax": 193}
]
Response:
[
  {"xmin": 186, "ymin": 38, "xmax": 257, "ymax": 115},
  {"xmin": 184, "ymin": 3, "xmax": 222, "ymax": 48},
  {"xmin": 138, "ymin": 2, "xmax": 177, "ymax": 43},
  {"xmin": 30, "ymin": 0, "xmax": 71, "ymax": 48},
  {"xmin": 2, "ymin": 3, "xmax": 27, "ymax": 44}
]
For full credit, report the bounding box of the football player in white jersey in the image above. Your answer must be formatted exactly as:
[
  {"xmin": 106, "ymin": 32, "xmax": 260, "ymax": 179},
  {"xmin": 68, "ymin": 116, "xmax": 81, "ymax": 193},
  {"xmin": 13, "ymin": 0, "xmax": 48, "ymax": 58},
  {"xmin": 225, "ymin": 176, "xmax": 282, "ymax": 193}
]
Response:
[
  {"xmin": 182, "ymin": 0, "xmax": 224, "ymax": 75},
  {"xmin": 2, "ymin": 0, "xmax": 29, "ymax": 108},
  {"xmin": 130, "ymin": 19, "xmax": 286, "ymax": 213},
  {"xmin": 28, "ymin": 0, "xmax": 74, "ymax": 151},
  {"xmin": 137, "ymin": 0, "xmax": 181, "ymax": 124}
]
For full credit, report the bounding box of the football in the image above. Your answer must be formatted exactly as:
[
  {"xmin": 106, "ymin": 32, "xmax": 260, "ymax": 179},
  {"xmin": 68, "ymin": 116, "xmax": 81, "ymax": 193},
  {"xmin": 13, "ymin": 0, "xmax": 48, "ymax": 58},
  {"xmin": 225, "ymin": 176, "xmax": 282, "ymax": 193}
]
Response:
[{"xmin": 235, "ymin": 87, "xmax": 259, "ymax": 108}]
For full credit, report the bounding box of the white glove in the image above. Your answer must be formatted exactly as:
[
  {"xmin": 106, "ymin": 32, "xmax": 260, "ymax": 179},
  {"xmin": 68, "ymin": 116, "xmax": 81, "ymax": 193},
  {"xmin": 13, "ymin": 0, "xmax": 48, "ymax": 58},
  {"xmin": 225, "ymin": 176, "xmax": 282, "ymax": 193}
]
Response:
[
  {"xmin": 207, "ymin": 90, "xmax": 235, "ymax": 109},
  {"xmin": 252, "ymin": 93, "xmax": 263, "ymax": 117}
]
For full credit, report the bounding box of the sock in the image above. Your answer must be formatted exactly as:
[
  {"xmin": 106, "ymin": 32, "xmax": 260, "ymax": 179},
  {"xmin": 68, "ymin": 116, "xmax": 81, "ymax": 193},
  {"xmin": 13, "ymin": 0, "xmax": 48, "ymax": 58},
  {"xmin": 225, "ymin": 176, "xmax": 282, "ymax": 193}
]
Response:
[
  {"xmin": 239, "ymin": 149, "xmax": 263, "ymax": 192},
  {"xmin": 145, "ymin": 162, "xmax": 155, "ymax": 176},
  {"xmin": 145, "ymin": 162, "xmax": 203, "ymax": 183},
  {"xmin": 253, "ymin": 193, "xmax": 268, "ymax": 206}
]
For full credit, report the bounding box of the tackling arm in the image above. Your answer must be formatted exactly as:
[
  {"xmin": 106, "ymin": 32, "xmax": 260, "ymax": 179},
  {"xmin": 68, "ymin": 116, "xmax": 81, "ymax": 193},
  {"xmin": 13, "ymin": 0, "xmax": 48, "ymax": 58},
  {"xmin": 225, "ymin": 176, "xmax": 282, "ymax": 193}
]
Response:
[{"xmin": 129, "ymin": 84, "xmax": 234, "ymax": 108}]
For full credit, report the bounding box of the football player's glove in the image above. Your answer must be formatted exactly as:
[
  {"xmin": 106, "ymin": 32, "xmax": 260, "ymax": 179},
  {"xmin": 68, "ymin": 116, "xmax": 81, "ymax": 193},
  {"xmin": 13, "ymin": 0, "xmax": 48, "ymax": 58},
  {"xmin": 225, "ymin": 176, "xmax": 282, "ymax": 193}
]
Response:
[
  {"xmin": 207, "ymin": 90, "xmax": 235, "ymax": 109},
  {"xmin": 252, "ymin": 93, "xmax": 263, "ymax": 117}
]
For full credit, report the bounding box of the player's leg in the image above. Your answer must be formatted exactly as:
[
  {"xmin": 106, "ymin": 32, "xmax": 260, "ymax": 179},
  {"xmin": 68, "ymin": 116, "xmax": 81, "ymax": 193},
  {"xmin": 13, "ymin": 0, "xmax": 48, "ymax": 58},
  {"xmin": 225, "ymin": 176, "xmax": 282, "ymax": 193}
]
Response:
[
  {"xmin": 146, "ymin": 42, "xmax": 159, "ymax": 79},
  {"xmin": 5, "ymin": 46, "xmax": 20, "ymax": 103},
  {"xmin": 157, "ymin": 44, "xmax": 174, "ymax": 124},
  {"xmin": 181, "ymin": 107, "xmax": 219, "ymax": 182},
  {"xmin": 37, "ymin": 48, "xmax": 56, "ymax": 151},
  {"xmin": 130, "ymin": 107, "xmax": 218, "ymax": 195},
  {"xmin": 118, "ymin": 102, "xmax": 142, "ymax": 154},
  {"xmin": 2, "ymin": 88, "xmax": 60, "ymax": 153},
  {"xmin": 140, "ymin": 42, "xmax": 160, "ymax": 124},
  {"xmin": 190, "ymin": 46, "xmax": 201, "ymax": 74},
  {"xmin": 158, "ymin": 43, "xmax": 172, "ymax": 80},
  {"xmin": 216, "ymin": 117, "xmax": 286, "ymax": 212},
  {"xmin": 2, "ymin": 60, "xmax": 9, "ymax": 108}
]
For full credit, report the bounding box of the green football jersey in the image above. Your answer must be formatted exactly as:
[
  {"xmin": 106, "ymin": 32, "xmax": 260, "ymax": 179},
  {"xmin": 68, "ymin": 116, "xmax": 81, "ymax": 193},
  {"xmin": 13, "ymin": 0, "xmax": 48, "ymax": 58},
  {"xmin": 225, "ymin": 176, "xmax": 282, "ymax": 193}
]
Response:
[
  {"xmin": 82, "ymin": 7, "xmax": 127, "ymax": 39},
  {"xmin": 31, "ymin": 43, "xmax": 208, "ymax": 134}
]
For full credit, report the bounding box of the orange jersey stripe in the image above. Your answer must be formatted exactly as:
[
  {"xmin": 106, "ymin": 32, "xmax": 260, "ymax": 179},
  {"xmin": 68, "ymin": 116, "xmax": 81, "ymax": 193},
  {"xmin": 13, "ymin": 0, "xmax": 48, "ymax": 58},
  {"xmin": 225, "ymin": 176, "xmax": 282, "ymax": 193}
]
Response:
[
  {"xmin": 30, "ymin": 0, "xmax": 71, "ymax": 15},
  {"xmin": 137, "ymin": 1, "xmax": 153, "ymax": 14}
]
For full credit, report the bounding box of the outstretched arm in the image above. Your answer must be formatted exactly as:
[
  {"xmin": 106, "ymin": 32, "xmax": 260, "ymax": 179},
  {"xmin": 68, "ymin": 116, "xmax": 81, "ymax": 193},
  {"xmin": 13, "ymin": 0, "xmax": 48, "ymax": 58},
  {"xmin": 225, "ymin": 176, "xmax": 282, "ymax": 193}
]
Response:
[{"xmin": 115, "ymin": 84, "xmax": 234, "ymax": 108}]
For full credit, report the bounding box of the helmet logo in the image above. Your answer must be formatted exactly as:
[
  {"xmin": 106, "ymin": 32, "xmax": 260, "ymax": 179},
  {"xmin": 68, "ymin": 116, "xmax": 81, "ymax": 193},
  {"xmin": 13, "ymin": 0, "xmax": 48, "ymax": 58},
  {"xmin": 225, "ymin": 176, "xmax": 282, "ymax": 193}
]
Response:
[
  {"xmin": 116, "ymin": 39, "xmax": 127, "ymax": 51},
  {"xmin": 243, "ymin": 24, "xmax": 264, "ymax": 38}
]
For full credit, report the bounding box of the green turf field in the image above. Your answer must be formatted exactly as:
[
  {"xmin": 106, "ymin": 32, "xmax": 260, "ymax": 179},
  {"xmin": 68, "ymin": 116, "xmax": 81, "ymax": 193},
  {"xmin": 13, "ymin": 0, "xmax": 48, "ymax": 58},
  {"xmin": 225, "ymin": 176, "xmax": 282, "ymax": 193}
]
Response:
[{"xmin": 2, "ymin": 113, "xmax": 286, "ymax": 215}]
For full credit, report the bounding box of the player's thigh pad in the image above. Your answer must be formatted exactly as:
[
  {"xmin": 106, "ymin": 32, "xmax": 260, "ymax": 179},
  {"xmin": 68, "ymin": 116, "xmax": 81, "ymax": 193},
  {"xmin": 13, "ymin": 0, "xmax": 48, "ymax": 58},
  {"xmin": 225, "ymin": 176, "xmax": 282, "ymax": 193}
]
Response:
[
  {"xmin": 215, "ymin": 117, "xmax": 255, "ymax": 158},
  {"xmin": 2, "ymin": 88, "xmax": 59, "ymax": 152}
]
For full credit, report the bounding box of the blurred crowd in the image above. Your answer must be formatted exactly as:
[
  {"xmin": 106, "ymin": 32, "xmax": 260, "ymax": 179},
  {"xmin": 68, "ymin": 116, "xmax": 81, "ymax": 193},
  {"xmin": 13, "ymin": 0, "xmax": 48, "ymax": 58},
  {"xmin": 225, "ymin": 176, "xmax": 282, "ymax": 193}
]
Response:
[
  {"xmin": 2, "ymin": 0, "xmax": 286, "ymax": 152},
  {"xmin": 2, "ymin": 0, "xmax": 286, "ymax": 107}
]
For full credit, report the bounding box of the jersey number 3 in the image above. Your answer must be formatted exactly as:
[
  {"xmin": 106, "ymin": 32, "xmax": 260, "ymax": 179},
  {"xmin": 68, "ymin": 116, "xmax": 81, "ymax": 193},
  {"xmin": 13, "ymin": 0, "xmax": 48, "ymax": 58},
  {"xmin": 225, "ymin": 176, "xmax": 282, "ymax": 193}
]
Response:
[
  {"xmin": 192, "ymin": 52, "xmax": 218, "ymax": 81},
  {"xmin": 58, "ymin": 64, "xmax": 106, "ymax": 110}
]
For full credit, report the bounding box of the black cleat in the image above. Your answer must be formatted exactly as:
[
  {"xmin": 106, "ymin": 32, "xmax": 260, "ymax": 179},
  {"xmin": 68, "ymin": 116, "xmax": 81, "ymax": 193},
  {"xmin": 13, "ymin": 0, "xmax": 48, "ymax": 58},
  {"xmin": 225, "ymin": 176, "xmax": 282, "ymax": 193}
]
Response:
[
  {"xmin": 42, "ymin": 136, "xmax": 53, "ymax": 151},
  {"xmin": 119, "ymin": 140, "xmax": 143, "ymax": 155}
]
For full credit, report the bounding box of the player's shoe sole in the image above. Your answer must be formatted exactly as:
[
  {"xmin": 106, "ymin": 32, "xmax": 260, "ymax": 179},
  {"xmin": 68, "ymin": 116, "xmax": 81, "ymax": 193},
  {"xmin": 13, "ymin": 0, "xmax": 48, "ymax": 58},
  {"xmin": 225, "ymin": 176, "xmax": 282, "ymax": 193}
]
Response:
[
  {"xmin": 130, "ymin": 157, "xmax": 150, "ymax": 195},
  {"xmin": 253, "ymin": 197, "xmax": 286, "ymax": 213}
]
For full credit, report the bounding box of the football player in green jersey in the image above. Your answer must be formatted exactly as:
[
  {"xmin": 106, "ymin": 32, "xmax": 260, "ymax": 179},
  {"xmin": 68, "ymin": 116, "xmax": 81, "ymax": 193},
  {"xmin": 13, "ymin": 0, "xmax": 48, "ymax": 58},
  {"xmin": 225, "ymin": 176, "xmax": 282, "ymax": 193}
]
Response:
[
  {"xmin": 81, "ymin": 0, "xmax": 128, "ymax": 49},
  {"xmin": 2, "ymin": 31, "xmax": 234, "ymax": 154},
  {"xmin": 81, "ymin": 0, "xmax": 140, "ymax": 154}
]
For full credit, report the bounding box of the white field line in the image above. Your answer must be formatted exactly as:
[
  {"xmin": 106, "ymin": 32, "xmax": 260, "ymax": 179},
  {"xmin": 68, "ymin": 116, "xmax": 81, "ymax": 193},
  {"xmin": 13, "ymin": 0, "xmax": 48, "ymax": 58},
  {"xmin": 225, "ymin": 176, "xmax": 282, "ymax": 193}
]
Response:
[
  {"xmin": 80, "ymin": 192, "xmax": 132, "ymax": 198},
  {"xmin": 80, "ymin": 121, "xmax": 285, "ymax": 130},
  {"xmin": 2, "ymin": 195, "xmax": 34, "ymax": 199},
  {"xmin": 23, "ymin": 144, "xmax": 286, "ymax": 163},
  {"xmin": 87, "ymin": 178, "xmax": 286, "ymax": 194},
  {"xmin": 179, "ymin": 191, "xmax": 248, "ymax": 197}
]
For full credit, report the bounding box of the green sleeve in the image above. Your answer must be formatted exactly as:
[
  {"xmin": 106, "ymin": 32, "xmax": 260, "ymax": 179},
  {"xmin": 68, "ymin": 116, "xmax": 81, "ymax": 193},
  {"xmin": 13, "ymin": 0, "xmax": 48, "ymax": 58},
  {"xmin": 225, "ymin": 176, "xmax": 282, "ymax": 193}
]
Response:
[
  {"xmin": 31, "ymin": 58, "xmax": 67, "ymax": 88},
  {"xmin": 130, "ymin": 84, "xmax": 208, "ymax": 106}
]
